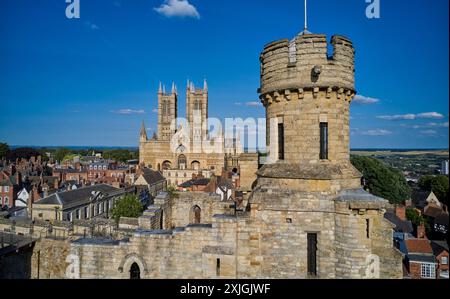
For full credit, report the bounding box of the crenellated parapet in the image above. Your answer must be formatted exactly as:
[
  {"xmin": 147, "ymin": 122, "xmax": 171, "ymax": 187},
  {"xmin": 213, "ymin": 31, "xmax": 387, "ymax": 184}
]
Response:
[{"xmin": 259, "ymin": 34, "xmax": 355, "ymax": 103}]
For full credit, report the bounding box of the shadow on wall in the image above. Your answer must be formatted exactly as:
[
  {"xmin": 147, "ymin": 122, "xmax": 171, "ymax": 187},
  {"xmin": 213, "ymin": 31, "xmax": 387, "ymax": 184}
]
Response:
[{"xmin": 0, "ymin": 244, "xmax": 34, "ymax": 279}]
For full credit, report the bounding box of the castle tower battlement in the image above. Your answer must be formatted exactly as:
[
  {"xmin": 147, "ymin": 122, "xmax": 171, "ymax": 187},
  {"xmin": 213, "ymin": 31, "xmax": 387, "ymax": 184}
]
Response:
[
  {"xmin": 257, "ymin": 33, "xmax": 359, "ymax": 186},
  {"xmin": 259, "ymin": 34, "xmax": 355, "ymax": 96}
]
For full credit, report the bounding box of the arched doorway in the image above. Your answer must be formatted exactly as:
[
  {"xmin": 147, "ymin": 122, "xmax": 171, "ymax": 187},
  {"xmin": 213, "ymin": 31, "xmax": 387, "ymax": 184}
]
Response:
[
  {"xmin": 191, "ymin": 205, "xmax": 201, "ymax": 224},
  {"xmin": 130, "ymin": 262, "xmax": 141, "ymax": 279}
]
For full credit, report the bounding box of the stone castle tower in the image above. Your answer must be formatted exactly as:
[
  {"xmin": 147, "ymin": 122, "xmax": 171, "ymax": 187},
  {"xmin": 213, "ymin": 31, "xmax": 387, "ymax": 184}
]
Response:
[
  {"xmin": 249, "ymin": 32, "xmax": 403, "ymax": 278},
  {"xmin": 157, "ymin": 82, "xmax": 178, "ymax": 141}
]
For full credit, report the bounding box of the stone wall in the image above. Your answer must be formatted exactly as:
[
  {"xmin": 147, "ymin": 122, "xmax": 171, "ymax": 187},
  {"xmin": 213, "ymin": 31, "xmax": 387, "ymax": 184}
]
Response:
[{"xmin": 30, "ymin": 238, "xmax": 71, "ymax": 279}]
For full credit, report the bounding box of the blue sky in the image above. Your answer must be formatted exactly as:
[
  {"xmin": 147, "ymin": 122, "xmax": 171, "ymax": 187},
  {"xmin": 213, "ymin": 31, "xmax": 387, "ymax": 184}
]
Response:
[{"xmin": 0, "ymin": 0, "xmax": 448, "ymax": 148}]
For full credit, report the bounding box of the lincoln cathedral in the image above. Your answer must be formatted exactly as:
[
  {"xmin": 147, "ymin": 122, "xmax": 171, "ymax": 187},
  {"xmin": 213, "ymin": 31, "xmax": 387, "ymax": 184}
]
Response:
[{"xmin": 139, "ymin": 80, "xmax": 259, "ymax": 192}]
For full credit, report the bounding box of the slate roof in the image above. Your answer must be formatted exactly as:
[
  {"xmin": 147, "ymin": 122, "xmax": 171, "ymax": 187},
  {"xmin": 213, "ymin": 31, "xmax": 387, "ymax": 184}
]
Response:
[
  {"xmin": 139, "ymin": 169, "xmax": 165, "ymax": 186},
  {"xmin": 35, "ymin": 184, "xmax": 120, "ymax": 207},
  {"xmin": 384, "ymin": 212, "xmax": 413, "ymax": 233},
  {"xmin": 431, "ymin": 240, "xmax": 449, "ymax": 256},
  {"xmin": 179, "ymin": 178, "xmax": 210, "ymax": 188},
  {"xmin": 407, "ymin": 254, "xmax": 436, "ymax": 263},
  {"xmin": 411, "ymin": 190, "xmax": 430, "ymax": 209},
  {"xmin": 29, "ymin": 176, "xmax": 58, "ymax": 186}
]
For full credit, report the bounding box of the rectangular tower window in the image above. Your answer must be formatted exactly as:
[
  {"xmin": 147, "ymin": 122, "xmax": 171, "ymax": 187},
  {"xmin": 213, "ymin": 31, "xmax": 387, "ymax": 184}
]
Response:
[
  {"xmin": 320, "ymin": 122, "xmax": 328, "ymax": 160},
  {"xmin": 366, "ymin": 219, "xmax": 370, "ymax": 238},
  {"xmin": 216, "ymin": 258, "xmax": 221, "ymax": 277},
  {"xmin": 278, "ymin": 123, "xmax": 285, "ymax": 160},
  {"xmin": 307, "ymin": 233, "xmax": 318, "ymax": 276}
]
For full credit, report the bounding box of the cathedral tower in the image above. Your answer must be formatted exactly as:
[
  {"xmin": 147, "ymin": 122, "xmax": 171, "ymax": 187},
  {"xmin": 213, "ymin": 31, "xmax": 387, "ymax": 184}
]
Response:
[
  {"xmin": 157, "ymin": 82, "xmax": 178, "ymax": 141},
  {"xmin": 186, "ymin": 80, "xmax": 208, "ymax": 145}
]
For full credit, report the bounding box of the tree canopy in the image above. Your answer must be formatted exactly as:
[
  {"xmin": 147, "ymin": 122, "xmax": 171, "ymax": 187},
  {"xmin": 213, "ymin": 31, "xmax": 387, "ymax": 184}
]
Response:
[
  {"xmin": 5, "ymin": 147, "xmax": 43, "ymax": 161},
  {"xmin": 406, "ymin": 208, "xmax": 427, "ymax": 227},
  {"xmin": 110, "ymin": 194, "xmax": 143, "ymax": 223},
  {"xmin": 418, "ymin": 175, "xmax": 449, "ymax": 205},
  {"xmin": 102, "ymin": 149, "xmax": 138, "ymax": 163},
  {"xmin": 53, "ymin": 148, "xmax": 71, "ymax": 163},
  {"xmin": 0, "ymin": 143, "xmax": 9, "ymax": 159},
  {"xmin": 351, "ymin": 156, "xmax": 411, "ymax": 204}
]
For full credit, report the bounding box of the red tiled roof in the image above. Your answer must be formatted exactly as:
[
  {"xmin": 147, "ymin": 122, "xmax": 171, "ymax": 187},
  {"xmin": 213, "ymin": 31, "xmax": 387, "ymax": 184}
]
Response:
[{"xmin": 405, "ymin": 239, "xmax": 433, "ymax": 254}]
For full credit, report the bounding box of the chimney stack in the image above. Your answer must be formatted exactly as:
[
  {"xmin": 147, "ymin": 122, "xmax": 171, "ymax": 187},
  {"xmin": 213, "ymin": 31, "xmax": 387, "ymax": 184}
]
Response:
[
  {"xmin": 417, "ymin": 222, "xmax": 427, "ymax": 239},
  {"xmin": 395, "ymin": 205, "xmax": 406, "ymax": 221}
]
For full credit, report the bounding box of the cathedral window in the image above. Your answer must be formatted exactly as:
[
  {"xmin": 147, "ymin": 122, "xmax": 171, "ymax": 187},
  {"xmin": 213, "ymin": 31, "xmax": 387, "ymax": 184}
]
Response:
[
  {"xmin": 194, "ymin": 100, "xmax": 202, "ymax": 111},
  {"xmin": 162, "ymin": 100, "xmax": 169, "ymax": 118}
]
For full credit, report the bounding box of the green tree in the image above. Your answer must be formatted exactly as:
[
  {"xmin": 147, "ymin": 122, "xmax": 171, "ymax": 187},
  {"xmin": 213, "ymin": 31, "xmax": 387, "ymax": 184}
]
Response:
[
  {"xmin": 110, "ymin": 194, "xmax": 144, "ymax": 223},
  {"xmin": 54, "ymin": 148, "xmax": 71, "ymax": 163},
  {"xmin": 0, "ymin": 142, "xmax": 10, "ymax": 159},
  {"xmin": 103, "ymin": 149, "xmax": 133, "ymax": 163},
  {"xmin": 351, "ymin": 156, "xmax": 411, "ymax": 204},
  {"xmin": 6, "ymin": 147, "xmax": 42, "ymax": 161},
  {"xmin": 166, "ymin": 185, "xmax": 179, "ymax": 199},
  {"xmin": 406, "ymin": 208, "xmax": 426, "ymax": 227},
  {"xmin": 418, "ymin": 175, "xmax": 449, "ymax": 204}
]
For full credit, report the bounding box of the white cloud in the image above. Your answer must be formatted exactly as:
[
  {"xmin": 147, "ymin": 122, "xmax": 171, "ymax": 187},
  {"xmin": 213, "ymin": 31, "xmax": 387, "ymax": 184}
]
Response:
[
  {"xmin": 112, "ymin": 109, "xmax": 145, "ymax": 115},
  {"xmin": 416, "ymin": 112, "xmax": 445, "ymax": 119},
  {"xmin": 152, "ymin": 108, "xmax": 158, "ymax": 113},
  {"xmin": 377, "ymin": 114, "xmax": 416, "ymax": 120},
  {"xmin": 420, "ymin": 130, "xmax": 438, "ymax": 136},
  {"xmin": 427, "ymin": 122, "xmax": 449, "ymax": 128},
  {"xmin": 377, "ymin": 112, "xmax": 445, "ymax": 121},
  {"xmin": 234, "ymin": 101, "xmax": 262, "ymax": 107},
  {"xmin": 245, "ymin": 101, "xmax": 262, "ymax": 107},
  {"xmin": 401, "ymin": 122, "xmax": 449, "ymax": 129},
  {"xmin": 353, "ymin": 95, "xmax": 380, "ymax": 105},
  {"xmin": 361, "ymin": 129, "xmax": 392, "ymax": 136},
  {"xmin": 154, "ymin": 0, "xmax": 200, "ymax": 19}
]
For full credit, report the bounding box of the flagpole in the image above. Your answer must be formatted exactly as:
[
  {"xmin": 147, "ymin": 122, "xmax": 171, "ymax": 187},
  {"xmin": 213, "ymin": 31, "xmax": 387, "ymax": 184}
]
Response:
[{"xmin": 304, "ymin": 0, "xmax": 308, "ymax": 32}]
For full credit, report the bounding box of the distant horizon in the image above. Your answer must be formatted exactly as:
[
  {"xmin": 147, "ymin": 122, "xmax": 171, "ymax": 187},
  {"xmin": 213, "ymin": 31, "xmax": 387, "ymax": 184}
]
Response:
[{"xmin": 7, "ymin": 144, "xmax": 450, "ymax": 152}]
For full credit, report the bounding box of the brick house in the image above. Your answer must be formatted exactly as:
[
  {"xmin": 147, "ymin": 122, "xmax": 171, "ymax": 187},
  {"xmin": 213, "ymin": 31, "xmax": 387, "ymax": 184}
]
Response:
[
  {"xmin": 404, "ymin": 238, "xmax": 437, "ymax": 279},
  {"xmin": 431, "ymin": 241, "xmax": 449, "ymax": 279},
  {"xmin": 0, "ymin": 170, "xmax": 20, "ymax": 208}
]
